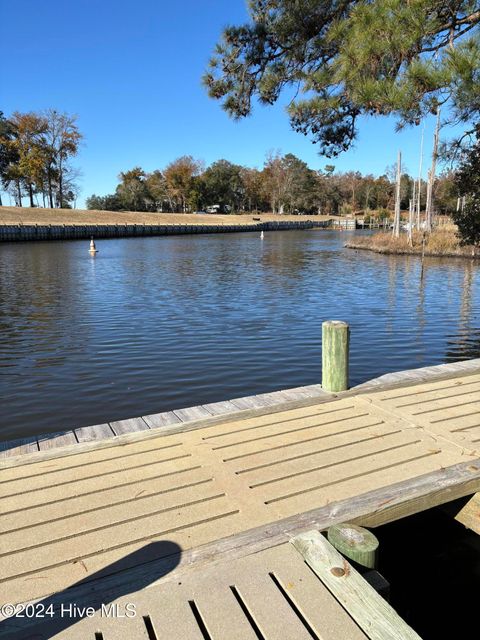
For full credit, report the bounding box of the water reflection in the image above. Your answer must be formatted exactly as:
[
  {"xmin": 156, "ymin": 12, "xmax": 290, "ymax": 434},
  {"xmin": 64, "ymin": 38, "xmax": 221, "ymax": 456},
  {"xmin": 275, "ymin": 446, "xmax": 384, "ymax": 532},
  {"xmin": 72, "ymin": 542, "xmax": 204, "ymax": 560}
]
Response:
[{"xmin": 0, "ymin": 231, "xmax": 479, "ymax": 440}]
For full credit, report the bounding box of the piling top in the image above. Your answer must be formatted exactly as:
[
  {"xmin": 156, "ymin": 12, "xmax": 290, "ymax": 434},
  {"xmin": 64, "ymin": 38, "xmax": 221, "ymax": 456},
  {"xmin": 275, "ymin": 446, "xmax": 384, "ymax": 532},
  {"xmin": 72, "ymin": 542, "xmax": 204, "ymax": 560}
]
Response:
[{"xmin": 322, "ymin": 320, "xmax": 349, "ymax": 328}]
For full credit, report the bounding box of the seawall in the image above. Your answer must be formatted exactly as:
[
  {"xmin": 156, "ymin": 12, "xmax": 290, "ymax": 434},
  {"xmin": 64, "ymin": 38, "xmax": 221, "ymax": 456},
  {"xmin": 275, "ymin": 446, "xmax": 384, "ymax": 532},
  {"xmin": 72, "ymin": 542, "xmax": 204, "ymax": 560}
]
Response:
[{"xmin": 0, "ymin": 219, "xmax": 352, "ymax": 242}]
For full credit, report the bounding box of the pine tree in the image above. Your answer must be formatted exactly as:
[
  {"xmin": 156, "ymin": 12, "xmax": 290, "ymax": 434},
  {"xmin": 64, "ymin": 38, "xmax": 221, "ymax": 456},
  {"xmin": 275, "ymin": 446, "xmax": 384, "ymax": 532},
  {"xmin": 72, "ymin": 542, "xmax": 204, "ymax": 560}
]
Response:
[{"xmin": 204, "ymin": 1, "xmax": 480, "ymax": 156}]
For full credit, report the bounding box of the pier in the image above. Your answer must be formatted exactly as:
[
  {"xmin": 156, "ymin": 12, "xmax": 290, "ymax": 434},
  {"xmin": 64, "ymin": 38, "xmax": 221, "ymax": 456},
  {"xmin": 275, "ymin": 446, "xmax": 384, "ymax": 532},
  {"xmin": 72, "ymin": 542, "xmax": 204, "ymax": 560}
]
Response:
[{"xmin": 1, "ymin": 358, "xmax": 480, "ymax": 638}]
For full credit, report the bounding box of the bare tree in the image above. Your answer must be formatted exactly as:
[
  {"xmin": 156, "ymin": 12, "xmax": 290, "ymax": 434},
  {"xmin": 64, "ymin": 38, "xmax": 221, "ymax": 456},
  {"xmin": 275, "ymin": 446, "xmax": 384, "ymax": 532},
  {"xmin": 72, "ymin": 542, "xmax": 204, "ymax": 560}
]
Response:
[
  {"xmin": 392, "ymin": 151, "xmax": 401, "ymax": 238},
  {"xmin": 425, "ymin": 108, "xmax": 441, "ymax": 231},
  {"xmin": 43, "ymin": 109, "xmax": 82, "ymax": 208}
]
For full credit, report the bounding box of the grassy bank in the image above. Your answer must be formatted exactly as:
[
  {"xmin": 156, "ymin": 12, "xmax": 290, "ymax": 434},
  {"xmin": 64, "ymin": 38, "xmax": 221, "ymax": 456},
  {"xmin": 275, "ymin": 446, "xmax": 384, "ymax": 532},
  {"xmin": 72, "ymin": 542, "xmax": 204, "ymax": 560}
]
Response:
[
  {"xmin": 346, "ymin": 229, "xmax": 479, "ymax": 259},
  {"xmin": 0, "ymin": 206, "xmax": 335, "ymax": 227}
]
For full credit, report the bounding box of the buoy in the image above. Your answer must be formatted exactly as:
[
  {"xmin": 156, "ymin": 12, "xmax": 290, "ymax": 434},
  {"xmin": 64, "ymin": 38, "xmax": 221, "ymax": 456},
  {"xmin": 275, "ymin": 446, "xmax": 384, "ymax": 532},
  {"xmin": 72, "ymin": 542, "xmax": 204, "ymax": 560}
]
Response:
[
  {"xmin": 89, "ymin": 237, "xmax": 98, "ymax": 254},
  {"xmin": 260, "ymin": 230, "xmax": 264, "ymax": 240}
]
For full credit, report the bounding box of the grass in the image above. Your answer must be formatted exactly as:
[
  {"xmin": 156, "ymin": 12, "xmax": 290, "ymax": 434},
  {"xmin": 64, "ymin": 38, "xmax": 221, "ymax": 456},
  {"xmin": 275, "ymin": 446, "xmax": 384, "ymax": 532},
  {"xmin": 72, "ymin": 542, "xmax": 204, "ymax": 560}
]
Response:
[
  {"xmin": 346, "ymin": 228, "xmax": 479, "ymax": 259},
  {"xmin": 0, "ymin": 206, "xmax": 336, "ymax": 227}
]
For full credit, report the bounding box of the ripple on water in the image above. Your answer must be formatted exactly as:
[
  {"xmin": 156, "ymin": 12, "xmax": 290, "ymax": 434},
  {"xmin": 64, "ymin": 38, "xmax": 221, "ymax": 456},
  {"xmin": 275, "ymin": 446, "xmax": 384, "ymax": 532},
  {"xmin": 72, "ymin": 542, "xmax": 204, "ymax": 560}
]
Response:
[{"xmin": 0, "ymin": 231, "xmax": 479, "ymax": 440}]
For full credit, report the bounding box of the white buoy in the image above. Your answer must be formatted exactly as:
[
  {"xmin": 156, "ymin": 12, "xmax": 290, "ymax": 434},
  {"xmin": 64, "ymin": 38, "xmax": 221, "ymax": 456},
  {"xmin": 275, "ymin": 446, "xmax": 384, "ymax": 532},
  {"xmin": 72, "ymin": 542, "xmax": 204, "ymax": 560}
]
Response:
[
  {"xmin": 260, "ymin": 230, "xmax": 264, "ymax": 240},
  {"xmin": 89, "ymin": 237, "xmax": 98, "ymax": 254}
]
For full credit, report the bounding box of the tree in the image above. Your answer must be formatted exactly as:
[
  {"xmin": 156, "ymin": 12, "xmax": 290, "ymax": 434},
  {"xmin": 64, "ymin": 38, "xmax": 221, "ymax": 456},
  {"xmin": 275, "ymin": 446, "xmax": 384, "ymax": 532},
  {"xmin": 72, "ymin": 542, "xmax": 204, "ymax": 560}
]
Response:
[
  {"xmin": 10, "ymin": 112, "xmax": 49, "ymax": 207},
  {"xmin": 0, "ymin": 109, "xmax": 82, "ymax": 209},
  {"xmin": 453, "ymin": 123, "xmax": 480, "ymax": 245},
  {"xmin": 204, "ymin": 1, "xmax": 480, "ymax": 156},
  {"xmin": 435, "ymin": 171, "xmax": 458, "ymax": 214},
  {"xmin": 0, "ymin": 112, "xmax": 48, "ymax": 207},
  {"xmin": 262, "ymin": 152, "xmax": 289, "ymax": 214},
  {"xmin": 241, "ymin": 166, "xmax": 268, "ymax": 211},
  {"xmin": 145, "ymin": 170, "xmax": 168, "ymax": 211},
  {"xmin": 262, "ymin": 152, "xmax": 317, "ymax": 213},
  {"xmin": 86, "ymin": 193, "xmax": 123, "ymax": 211},
  {"xmin": 0, "ymin": 112, "xmax": 20, "ymax": 206},
  {"xmin": 164, "ymin": 156, "xmax": 203, "ymax": 212},
  {"xmin": 43, "ymin": 109, "xmax": 82, "ymax": 208},
  {"xmin": 203, "ymin": 159, "xmax": 245, "ymax": 210},
  {"xmin": 115, "ymin": 167, "xmax": 149, "ymax": 211}
]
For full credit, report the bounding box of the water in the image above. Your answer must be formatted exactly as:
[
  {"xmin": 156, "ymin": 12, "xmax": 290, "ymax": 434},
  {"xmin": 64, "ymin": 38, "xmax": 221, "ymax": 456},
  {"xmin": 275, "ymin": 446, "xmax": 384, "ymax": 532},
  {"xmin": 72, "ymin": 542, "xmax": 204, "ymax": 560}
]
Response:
[{"xmin": 0, "ymin": 230, "xmax": 479, "ymax": 441}]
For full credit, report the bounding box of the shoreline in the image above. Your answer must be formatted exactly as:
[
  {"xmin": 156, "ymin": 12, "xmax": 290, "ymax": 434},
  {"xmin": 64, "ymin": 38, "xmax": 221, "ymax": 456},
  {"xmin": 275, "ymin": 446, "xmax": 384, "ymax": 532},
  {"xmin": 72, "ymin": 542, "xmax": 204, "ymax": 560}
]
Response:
[
  {"xmin": 345, "ymin": 239, "xmax": 479, "ymax": 260},
  {"xmin": 0, "ymin": 219, "xmax": 338, "ymax": 242},
  {"xmin": 0, "ymin": 206, "xmax": 347, "ymax": 242}
]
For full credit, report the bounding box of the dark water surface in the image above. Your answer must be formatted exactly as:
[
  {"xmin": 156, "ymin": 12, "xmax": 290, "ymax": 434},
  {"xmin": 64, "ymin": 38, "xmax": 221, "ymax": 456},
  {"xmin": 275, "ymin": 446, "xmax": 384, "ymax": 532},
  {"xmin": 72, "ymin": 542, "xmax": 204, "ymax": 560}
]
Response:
[{"xmin": 1, "ymin": 230, "xmax": 479, "ymax": 441}]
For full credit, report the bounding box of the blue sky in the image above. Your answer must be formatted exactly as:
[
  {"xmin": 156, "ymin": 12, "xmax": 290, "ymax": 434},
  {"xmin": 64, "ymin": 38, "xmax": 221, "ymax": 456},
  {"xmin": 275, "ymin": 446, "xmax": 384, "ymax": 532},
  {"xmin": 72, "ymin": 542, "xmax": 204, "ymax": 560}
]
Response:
[{"xmin": 0, "ymin": 0, "xmax": 459, "ymax": 207}]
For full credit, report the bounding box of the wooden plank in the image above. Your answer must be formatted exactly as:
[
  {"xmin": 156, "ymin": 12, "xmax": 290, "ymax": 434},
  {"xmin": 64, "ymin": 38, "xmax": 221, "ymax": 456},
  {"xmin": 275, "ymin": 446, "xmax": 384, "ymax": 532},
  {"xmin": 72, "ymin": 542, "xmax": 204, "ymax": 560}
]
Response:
[
  {"xmin": 230, "ymin": 394, "xmax": 276, "ymax": 409},
  {"xmin": 0, "ymin": 452, "xmax": 196, "ymax": 513},
  {"xmin": 37, "ymin": 431, "xmax": 77, "ymax": 451},
  {"xmin": 0, "ymin": 468, "xmax": 213, "ymax": 533},
  {"xmin": 74, "ymin": 423, "xmax": 114, "ymax": 443},
  {"xmin": 230, "ymin": 569, "xmax": 315, "ymax": 639},
  {"xmin": 296, "ymin": 383, "xmax": 331, "ymax": 398},
  {"xmin": 0, "ymin": 436, "xmax": 38, "ymax": 458},
  {"xmin": 291, "ymin": 530, "xmax": 421, "ymax": 640},
  {"xmin": 264, "ymin": 544, "xmax": 368, "ymax": 639},
  {"xmin": 174, "ymin": 405, "xmax": 212, "ymax": 422},
  {"xmin": 353, "ymin": 361, "xmax": 480, "ymax": 393},
  {"xmin": 201, "ymin": 400, "xmax": 239, "ymax": 416},
  {"xmin": 142, "ymin": 411, "xmax": 181, "ymax": 428},
  {"xmin": 259, "ymin": 389, "xmax": 313, "ymax": 404},
  {"xmin": 453, "ymin": 492, "xmax": 480, "ymax": 534},
  {"xmin": 254, "ymin": 390, "xmax": 293, "ymax": 405},
  {"xmin": 110, "ymin": 417, "xmax": 149, "ymax": 435},
  {"xmin": 139, "ymin": 593, "xmax": 206, "ymax": 640},
  {"xmin": 186, "ymin": 584, "xmax": 260, "ymax": 640}
]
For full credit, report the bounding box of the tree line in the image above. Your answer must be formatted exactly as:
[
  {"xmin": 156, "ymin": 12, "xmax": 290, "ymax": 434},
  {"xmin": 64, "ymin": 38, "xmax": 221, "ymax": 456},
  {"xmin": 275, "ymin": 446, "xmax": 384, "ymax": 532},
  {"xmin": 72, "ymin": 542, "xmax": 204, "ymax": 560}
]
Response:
[
  {"xmin": 86, "ymin": 152, "xmax": 458, "ymax": 216},
  {"xmin": 0, "ymin": 110, "xmax": 82, "ymax": 208}
]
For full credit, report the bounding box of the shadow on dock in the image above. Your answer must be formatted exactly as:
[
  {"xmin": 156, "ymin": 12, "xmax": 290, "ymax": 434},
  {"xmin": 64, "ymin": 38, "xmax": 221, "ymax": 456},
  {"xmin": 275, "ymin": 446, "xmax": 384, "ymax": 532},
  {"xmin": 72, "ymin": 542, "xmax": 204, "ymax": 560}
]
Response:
[{"xmin": 0, "ymin": 540, "xmax": 182, "ymax": 640}]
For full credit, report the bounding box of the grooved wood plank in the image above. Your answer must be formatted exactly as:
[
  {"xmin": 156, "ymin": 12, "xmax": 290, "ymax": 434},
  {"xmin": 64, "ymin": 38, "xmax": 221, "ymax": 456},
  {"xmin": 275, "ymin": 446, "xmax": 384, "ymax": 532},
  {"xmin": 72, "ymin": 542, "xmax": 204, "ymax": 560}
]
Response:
[
  {"xmin": 230, "ymin": 571, "xmax": 314, "ymax": 639},
  {"xmin": 187, "ymin": 585, "xmax": 260, "ymax": 640},
  {"xmin": 0, "ymin": 434, "xmax": 186, "ymax": 482},
  {"xmin": 0, "ymin": 469, "xmax": 213, "ymax": 533},
  {"xmin": 366, "ymin": 374, "xmax": 480, "ymax": 450}
]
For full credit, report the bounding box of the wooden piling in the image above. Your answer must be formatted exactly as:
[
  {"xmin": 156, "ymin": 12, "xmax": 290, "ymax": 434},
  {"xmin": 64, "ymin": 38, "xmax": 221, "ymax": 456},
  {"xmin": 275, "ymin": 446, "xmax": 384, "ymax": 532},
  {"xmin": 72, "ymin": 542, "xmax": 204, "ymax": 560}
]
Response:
[
  {"xmin": 322, "ymin": 320, "xmax": 350, "ymax": 392},
  {"xmin": 327, "ymin": 523, "xmax": 379, "ymax": 569}
]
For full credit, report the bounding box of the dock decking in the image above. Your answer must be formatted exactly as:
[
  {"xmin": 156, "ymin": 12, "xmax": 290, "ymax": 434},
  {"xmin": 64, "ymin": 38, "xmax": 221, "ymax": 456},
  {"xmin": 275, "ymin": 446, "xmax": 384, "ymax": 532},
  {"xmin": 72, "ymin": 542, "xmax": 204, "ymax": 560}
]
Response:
[
  {"xmin": 0, "ymin": 385, "xmax": 330, "ymax": 459},
  {"xmin": 2, "ymin": 366, "xmax": 480, "ymax": 612}
]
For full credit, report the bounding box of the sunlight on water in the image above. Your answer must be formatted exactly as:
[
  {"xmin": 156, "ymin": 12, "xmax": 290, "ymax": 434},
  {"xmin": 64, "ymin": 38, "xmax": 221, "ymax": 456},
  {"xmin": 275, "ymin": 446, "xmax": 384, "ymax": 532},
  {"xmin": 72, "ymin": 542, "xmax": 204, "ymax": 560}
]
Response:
[{"xmin": 0, "ymin": 230, "xmax": 479, "ymax": 439}]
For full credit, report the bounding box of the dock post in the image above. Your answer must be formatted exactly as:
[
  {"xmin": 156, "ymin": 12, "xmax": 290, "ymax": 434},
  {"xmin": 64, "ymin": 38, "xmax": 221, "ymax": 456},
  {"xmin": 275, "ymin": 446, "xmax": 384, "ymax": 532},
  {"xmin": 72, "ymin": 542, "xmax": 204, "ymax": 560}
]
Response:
[
  {"xmin": 322, "ymin": 320, "xmax": 349, "ymax": 392},
  {"xmin": 327, "ymin": 523, "xmax": 379, "ymax": 569}
]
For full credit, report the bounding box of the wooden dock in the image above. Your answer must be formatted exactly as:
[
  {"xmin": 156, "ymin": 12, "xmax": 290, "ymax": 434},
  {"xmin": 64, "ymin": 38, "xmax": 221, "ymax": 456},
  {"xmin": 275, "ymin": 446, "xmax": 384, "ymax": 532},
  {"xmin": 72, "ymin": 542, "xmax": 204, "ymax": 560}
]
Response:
[{"xmin": 1, "ymin": 359, "xmax": 480, "ymax": 638}]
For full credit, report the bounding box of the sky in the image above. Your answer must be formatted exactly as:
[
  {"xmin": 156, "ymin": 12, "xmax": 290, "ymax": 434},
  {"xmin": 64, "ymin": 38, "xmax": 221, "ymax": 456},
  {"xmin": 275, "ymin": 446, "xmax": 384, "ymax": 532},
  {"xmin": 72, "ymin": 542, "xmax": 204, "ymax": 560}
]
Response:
[{"xmin": 0, "ymin": 0, "xmax": 461, "ymax": 208}]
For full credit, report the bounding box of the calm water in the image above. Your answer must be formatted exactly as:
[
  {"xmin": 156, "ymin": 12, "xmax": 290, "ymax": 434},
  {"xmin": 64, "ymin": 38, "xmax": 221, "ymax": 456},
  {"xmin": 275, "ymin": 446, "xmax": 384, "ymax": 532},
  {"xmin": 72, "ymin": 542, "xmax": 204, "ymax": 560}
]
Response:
[{"xmin": 0, "ymin": 230, "xmax": 479, "ymax": 441}]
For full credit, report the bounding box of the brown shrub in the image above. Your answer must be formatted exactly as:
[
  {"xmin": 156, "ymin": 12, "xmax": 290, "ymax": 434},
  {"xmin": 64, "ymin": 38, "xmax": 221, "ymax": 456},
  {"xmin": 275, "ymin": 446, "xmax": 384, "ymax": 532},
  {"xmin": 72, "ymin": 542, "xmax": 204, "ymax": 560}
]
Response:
[{"xmin": 346, "ymin": 229, "xmax": 478, "ymax": 258}]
